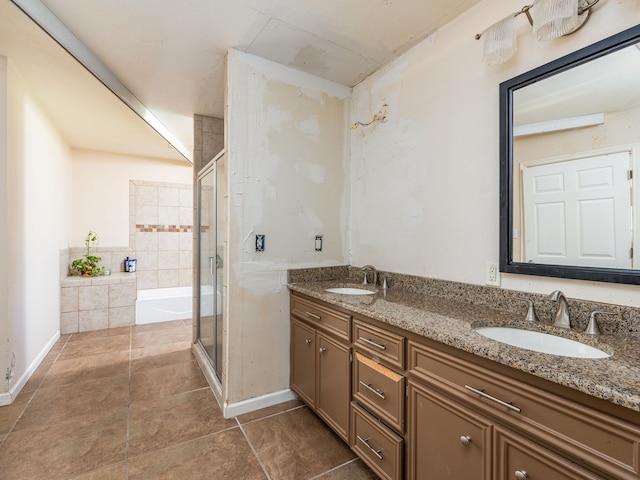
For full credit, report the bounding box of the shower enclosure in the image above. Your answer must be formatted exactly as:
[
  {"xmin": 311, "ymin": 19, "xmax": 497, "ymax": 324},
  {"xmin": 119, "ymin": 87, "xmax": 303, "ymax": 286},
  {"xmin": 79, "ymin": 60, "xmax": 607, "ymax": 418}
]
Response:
[{"xmin": 194, "ymin": 151, "xmax": 226, "ymax": 384}]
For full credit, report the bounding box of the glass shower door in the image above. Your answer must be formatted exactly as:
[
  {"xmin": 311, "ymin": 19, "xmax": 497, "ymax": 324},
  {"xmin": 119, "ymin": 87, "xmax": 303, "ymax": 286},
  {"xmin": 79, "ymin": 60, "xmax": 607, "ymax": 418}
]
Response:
[{"xmin": 196, "ymin": 153, "xmax": 225, "ymax": 382}]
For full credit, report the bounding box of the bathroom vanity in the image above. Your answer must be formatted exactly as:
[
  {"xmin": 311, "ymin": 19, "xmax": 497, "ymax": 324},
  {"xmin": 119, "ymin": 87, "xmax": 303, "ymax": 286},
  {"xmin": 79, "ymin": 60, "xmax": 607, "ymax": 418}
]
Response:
[{"xmin": 289, "ymin": 280, "xmax": 640, "ymax": 480}]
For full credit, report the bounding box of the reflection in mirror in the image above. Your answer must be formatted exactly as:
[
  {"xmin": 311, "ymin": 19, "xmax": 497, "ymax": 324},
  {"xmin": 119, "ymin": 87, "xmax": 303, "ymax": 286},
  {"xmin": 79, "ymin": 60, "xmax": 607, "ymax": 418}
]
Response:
[{"xmin": 500, "ymin": 24, "xmax": 640, "ymax": 284}]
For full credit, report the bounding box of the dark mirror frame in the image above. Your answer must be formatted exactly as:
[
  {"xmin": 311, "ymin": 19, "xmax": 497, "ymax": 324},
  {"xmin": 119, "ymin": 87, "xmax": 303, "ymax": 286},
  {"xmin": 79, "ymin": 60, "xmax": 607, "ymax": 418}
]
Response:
[{"xmin": 499, "ymin": 24, "xmax": 640, "ymax": 285}]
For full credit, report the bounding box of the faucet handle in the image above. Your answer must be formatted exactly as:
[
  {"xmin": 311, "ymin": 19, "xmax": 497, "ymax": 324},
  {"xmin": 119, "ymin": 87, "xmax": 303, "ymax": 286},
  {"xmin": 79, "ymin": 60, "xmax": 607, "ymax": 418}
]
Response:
[
  {"xmin": 585, "ymin": 311, "xmax": 617, "ymax": 335},
  {"xmin": 362, "ymin": 272, "xmax": 368, "ymax": 285},
  {"xmin": 517, "ymin": 297, "xmax": 538, "ymax": 323}
]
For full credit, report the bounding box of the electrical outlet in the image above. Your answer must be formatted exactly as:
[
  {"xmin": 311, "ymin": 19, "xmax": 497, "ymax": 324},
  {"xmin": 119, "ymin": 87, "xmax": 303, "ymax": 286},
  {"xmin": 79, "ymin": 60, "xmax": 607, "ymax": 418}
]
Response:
[
  {"xmin": 255, "ymin": 234, "xmax": 265, "ymax": 252},
  {"xmin": 486, "ymin": 262, "xmax": 501, "ymax": 286}
]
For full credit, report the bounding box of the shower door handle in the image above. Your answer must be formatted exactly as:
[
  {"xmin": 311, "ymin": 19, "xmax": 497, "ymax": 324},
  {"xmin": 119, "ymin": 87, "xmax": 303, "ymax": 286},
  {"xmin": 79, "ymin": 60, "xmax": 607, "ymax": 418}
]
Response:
[{"xmin": 209, "ymin": 256, "xmax": 214, "ymax": 276}]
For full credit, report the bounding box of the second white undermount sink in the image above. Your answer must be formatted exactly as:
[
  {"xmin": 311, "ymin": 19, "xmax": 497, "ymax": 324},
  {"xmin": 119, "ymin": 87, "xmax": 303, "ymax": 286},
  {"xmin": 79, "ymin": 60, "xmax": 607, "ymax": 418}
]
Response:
[
  {"xmin": 474, "ymin": 327, "xmax": 610, "ymax": 359},
  {"xmin": 325, "ymin": 287, "xmax": 376, "ymax": 295}
]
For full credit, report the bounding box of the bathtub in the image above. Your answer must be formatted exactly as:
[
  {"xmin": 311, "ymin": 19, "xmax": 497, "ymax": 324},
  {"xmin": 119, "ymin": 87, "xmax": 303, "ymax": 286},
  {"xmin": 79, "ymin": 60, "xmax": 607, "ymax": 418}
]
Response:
[{"xmin": 135, "ymin": 286, "xmax": 221, "ymax": 325}]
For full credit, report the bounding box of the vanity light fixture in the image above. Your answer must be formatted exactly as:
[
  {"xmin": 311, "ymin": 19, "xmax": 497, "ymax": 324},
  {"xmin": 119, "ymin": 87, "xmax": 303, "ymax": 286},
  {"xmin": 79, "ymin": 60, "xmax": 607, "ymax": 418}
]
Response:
[{"xmin": 476, "ymin": 0, "xmax": 602, "ymax": 65}]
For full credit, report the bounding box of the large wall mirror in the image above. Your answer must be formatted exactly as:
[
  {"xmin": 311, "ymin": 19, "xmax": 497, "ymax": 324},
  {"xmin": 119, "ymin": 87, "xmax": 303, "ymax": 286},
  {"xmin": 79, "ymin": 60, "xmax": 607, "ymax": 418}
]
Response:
[{"xmin": 500, "ymin": 24, "xmax": 640, "ymax": 285}]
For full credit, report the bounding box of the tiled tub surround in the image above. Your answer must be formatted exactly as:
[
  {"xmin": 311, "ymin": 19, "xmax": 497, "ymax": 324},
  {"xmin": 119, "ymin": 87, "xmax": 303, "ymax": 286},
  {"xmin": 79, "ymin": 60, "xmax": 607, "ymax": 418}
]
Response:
[
  {"xmin": 130, "ymin": 180, "xmax": 193, "ymax": 290},
  {"xmin": 288, "ymin": 266, "xmax": 640, "ymax": 412},
  {"xmin": 60, "ymin": 273, "xmax": 136, "ymax": 334}
]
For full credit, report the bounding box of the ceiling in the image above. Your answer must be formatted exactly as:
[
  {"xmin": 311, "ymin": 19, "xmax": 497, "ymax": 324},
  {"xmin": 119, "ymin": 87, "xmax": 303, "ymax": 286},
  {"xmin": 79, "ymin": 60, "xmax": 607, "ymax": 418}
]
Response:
[{"xmin": 0, "ymin": 0, "xmax": 483, "ymax": 163}]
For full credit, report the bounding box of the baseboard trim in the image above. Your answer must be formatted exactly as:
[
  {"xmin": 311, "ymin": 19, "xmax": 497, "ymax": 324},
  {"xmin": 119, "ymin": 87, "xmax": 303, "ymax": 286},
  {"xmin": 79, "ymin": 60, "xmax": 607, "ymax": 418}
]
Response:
[
  {"xmin": 0, "ymin": 330, "xmax": 60, "ymax": 406},
  {"xmin": 223, "ymin": 388, "xmax": 298, "ymax": 419},
  {"xmin": 190, "ymin": 343, "xmax": 297, "ymax": 420}
]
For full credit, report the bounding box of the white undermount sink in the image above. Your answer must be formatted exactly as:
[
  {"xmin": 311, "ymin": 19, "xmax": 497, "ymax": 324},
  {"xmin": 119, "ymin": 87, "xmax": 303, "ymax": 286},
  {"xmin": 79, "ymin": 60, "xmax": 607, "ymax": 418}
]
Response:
[
  {"xmin": 325, "ymin": 287, "xmax": 376, "ymax": 295},
  {"xmin": 474, "ymin": 327, "xmax": 610, "ymax": 359}
]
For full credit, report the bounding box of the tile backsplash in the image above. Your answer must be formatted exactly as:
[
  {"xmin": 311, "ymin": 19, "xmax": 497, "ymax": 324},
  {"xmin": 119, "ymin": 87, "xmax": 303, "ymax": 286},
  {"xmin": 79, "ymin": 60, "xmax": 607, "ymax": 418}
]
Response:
[{"xmin": 288, "ymin": 265, "xmax": 640, "ymax": 338}]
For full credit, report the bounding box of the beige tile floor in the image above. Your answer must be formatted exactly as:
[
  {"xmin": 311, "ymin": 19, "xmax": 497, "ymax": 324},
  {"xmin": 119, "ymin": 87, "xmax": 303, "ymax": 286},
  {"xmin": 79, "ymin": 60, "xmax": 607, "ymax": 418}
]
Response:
[{"xmin": 0, "ymin": 319, "xmax": 378, "ymax": 479}]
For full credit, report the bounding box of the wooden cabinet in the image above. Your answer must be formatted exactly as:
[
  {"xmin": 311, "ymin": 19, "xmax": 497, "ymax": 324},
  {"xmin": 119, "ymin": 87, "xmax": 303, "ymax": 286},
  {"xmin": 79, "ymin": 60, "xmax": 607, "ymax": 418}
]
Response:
[
  {"xmin": 291, "ymin": 318, "xmax": 316, "ymax": 407},
  {"xmin": 351, "ymin": 317, "xmax": 407, "ymax": 480},
  {"xmin": 290, "ymin": 293, "xmax": 351, "ymax": 442},
  {"xmin": 408, "ymin": 339, "xmax": 640, "ymax": 480},
  {"xmin": 353, "ymin": 352, "xmax": 405, "ymax": 433},
  {"xmin": 351, "ymin": 402, "xmax": 404, "ymax": 480},
  {"xmin": 317, "ymin": 332, "xmax": 351, "ymax": 441},
  {"xmin": 494, "ymin": 426, "xmax": 603, "ymax": 480},
  {"xmin": 407, "ymin": 379, "xmax": 492, "ymax": 480},
  {"xmin": 290, "ymin": 290, "xmax": 640, "ymax": 480}
]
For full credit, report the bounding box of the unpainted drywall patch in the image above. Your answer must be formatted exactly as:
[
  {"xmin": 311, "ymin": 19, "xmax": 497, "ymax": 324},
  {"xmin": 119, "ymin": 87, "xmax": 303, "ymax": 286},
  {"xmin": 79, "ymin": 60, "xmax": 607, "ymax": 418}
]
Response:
[
  {"xmin": 291, "ymin": 44, "xmax": 330, "ymax": 76},
  {"xmin": 294, "ymin": 162, "xmax": 325, "ymax": 183},
  {"xmin": 295, "ymin": 115, "xmax": 321, "ymax": 141}
]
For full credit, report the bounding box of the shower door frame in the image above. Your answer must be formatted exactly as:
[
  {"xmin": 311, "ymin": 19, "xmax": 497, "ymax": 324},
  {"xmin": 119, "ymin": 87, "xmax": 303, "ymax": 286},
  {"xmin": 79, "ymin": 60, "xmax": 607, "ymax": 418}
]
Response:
[{"xmin": 192, "ymin": 150, "xmax": 226, "ymax": 402}]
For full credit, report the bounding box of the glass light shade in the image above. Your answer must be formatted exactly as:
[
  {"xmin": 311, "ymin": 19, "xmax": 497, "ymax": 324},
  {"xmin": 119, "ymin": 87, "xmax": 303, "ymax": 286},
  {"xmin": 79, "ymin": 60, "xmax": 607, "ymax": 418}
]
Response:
[
  {"xmin": 482, "ymin": 14, "xmax": 517, "ymax": 65},
  {"xmin": 532, "ymin": 0, "xmax": 580, "ymax": 41}
]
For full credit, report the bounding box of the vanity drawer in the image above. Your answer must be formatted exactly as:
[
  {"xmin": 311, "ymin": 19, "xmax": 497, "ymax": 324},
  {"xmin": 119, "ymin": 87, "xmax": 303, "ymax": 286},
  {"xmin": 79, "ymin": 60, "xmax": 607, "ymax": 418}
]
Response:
[
  {"xmin": 291, "ymin": 294, "xmax": 350, "ymax": 341},
  {"xmin": 353, "ymin": 353, "xmax": 404, "ymax": 433},
  {"xmin": 353, "ymin": 319, "xmax": 405, "ymax": 370},
  {"xmin": 408, "ymin": 340, "xmax": 640, "ymax": 480},
  {"xmin": 351, "ymin": 402, "xmax": 403, "ymax": 480},
  {"xmin": 495, "ymin": 426, "xmax": 603, "ymax": 480}
]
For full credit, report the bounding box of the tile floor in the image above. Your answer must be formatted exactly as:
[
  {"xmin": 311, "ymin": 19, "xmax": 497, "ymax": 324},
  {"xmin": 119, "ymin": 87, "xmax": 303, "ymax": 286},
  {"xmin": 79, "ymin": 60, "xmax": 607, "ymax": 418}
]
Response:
[{"xmin": 0, "ymin": 319, "xmax": 378, "ymax": 479}]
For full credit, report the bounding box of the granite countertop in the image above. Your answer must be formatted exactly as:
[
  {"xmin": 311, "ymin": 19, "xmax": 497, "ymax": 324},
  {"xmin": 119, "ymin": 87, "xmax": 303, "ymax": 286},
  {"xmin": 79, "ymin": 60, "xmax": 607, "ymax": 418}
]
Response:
[{"xmin": 289, "ymin": 280, "xmax": 640, "ymax": 413}]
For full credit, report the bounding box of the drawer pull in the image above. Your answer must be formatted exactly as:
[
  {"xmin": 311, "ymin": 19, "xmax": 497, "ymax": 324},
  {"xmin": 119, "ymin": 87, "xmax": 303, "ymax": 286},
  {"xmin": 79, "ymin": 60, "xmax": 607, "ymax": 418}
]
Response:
[
  {"xmin": 306, "ymin": 311, "xmax": 322, "ymax": 320},
  {"xmin": 465, "ymin": 385, "xmax": 521, "ymax": 413},
  {"xmin": 359, "ymin": 337, "xmax": 387, "ymax": 350},
  {"xmin": 319, "ymin": 347, "xmax": 327, "ymax": 353},
  {"xmin": 359, "ymin": 381, "xmax": 386, "ymax": 400},
  {"xmin": 515, "ymin": 471, "xmax": 528, "ymax": 480},
  {"xmin": 357, "ymin": 435, "xmax": 384, "ymax": 460},
  {"xmin": 460, "ymin": 435, "xmax": 472, "ymax": 447},
  {"xmin": 305, "ymin": 339, "xmax": 312, "ymax": 345}
]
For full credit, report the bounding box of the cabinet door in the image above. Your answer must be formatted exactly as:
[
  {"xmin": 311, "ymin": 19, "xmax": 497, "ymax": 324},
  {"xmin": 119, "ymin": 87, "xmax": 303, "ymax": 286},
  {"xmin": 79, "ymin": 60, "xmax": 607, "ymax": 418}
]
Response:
[
  {"xmin": 407, "ymin": 380, "xmax": 492, "ymax": 480},
  {"xmin": 291, "ymin": 319, "xmax": 316, "ymax": 408},
  {"xmin": 317, "ymin": 332, "xmax": 351, "ymax": 442},
  {"xmin": 494, "ymin": 426, "xmax": 604, "ymax": 480}
]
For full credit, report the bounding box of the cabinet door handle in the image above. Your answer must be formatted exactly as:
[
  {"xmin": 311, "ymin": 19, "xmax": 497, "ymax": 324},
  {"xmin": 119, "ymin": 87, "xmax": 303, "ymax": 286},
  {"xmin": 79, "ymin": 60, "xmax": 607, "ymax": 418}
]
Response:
[
  {"xmin": 357, "ymin": 435, "xmax": 384, "ymax": 460},
  {"xmin": 305, "ymin": 339, "xmax": 312, "ymax": 345},
  {"xmin": 319, "ymin": 347, "xmax": 327, "ymax": 353},
  {"xmin": 515, "ymin": 471, "xmax": 528, "ymax": 480},
  {"xmin": 359, "ymin": 381, "xmax": 386, "ymax": 400},
  {"xmin": 460, "ymin": 435, "xmax": 472, "ymax": 447},
  {"xmin": 306, "ymin": 311, "xmax": 322, "ymax": 320},
  {"xmin": 359, "ymin": 337, "xmax": 386, "ymax": 350},
  {"xmin": 465, "ymin": 385, "xmax": 521, "ymax": 412}
]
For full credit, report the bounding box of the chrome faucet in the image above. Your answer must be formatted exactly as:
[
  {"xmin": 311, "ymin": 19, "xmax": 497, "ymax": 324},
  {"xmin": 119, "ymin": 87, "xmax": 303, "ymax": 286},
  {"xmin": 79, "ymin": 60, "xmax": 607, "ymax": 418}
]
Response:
[
  {"xmin": 585, "ymin": 311, "xmax": 617, "ymax": 335},
  {"xmin": 517, "ymin": 297, "xmax": 538, "ymax": 323},
  {"xmin": 548, "ymin": 290, "xmax": 571, "ymax": 329},
  {"xmin": 361, "ymin": 265, "xmax": 378, "ymax": 286}
]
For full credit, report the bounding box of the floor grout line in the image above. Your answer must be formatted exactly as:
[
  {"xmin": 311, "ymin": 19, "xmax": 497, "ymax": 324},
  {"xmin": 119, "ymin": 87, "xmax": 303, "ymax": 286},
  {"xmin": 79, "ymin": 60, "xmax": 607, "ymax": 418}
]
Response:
[
  {"xmin": 237, "ymin": 403, "xmax": 307, "ymax": 426},
  {"xmin": 125, "ymin": 327, "xmax": 132, "ymax": 480},
  {"xmin": 307, "ymin": 457, "xmax": 362, "ymax": 480},
  {"xmin": 2, "ymin": 321, "xmax": 373, "ymax": 479},
  {"xmin": 0, "ymin": 334, "xmax": 71, "ymax": 449},
  {"xmin": 237, "ymin": 419, "xmax": 272, "ymax": 480},
  {"xmin": 126, "ymin": 425, "xmax": 241, "ymax": 462}
]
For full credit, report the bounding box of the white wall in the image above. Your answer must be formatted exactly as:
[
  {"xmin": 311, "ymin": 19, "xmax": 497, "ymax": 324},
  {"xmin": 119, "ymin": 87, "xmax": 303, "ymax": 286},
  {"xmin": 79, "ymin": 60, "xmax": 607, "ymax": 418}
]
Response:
[
  {"xmin": 70, "ymin": 149, "xmax": 192, "ymax": 247},
  {"xmin": 1, "ymin": 59, "xmax": 72, "ymax": 400},
  {"xmin": 225, "ymin": 50, "xmax": 351, "ymax": 404},
  {"xmin": 0, "ymin": 57, "xmax": 9, "ymax": 398},
  {"xmin": 349, "ymin": 0, "xmax": 640, "ymax": 307}
]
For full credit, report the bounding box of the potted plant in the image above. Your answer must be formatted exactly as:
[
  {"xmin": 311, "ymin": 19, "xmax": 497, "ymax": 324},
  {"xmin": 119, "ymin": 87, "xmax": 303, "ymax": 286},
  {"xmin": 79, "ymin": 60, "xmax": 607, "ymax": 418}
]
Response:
[{"xmin": 70, "ymin": 231, "xmax": 105, "ymax": 277}]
